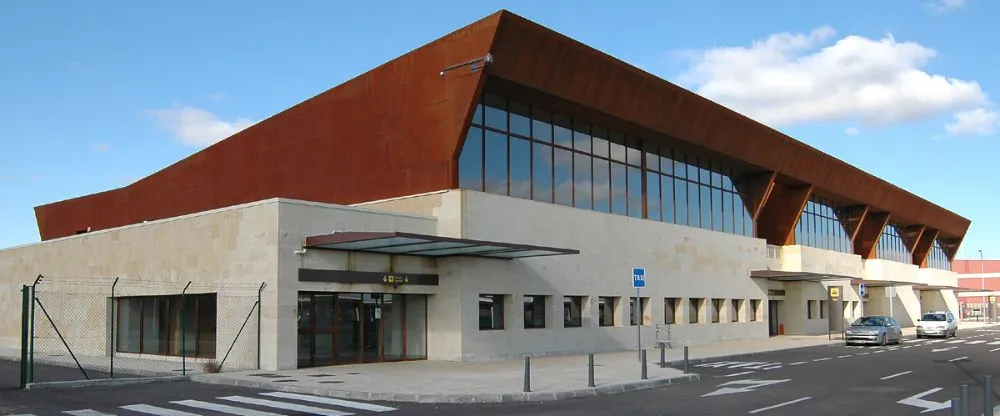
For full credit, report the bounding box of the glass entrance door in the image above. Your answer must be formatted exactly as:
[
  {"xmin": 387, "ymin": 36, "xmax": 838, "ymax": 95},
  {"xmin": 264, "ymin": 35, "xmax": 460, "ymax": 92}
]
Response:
[{"xmin": 297, "ymin": 291, "xmax": 427, "ymax": 368}]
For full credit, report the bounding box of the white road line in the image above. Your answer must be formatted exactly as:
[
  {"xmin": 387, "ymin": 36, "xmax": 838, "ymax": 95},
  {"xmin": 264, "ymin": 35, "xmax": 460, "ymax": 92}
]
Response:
[
  {"xmin": 218, "ymin": 396, "xmax": 352, "ymax": 416},
  {"xmin": 813, "ymin": 357, "xmax": 831, "ymax": 361},
  {"xmin": 990, "ymin": 347, "xmax": 1000, "ymax": 352},
  {"xmin": 121, "ymin": 404, "xmax": 202, "ymax": 416},
  {"xmin": 857, "ymin": 352, "xmax": 870, "ymax": 356},
  {"xmin": 926, "ymin": 340, "xmax": 945, "ymax": 344},
  {"xmin": 947, "ymin": 340, "xmax": 964, "ymax": 344},
  {"xmin": 874, "ymin": 350, "xmax": 885, "ymax": 354},
  {"xmin": 171, "ymin": 400, "xmax": 284, "ymax": 416},
  {"xmin": 748, "ymin": 397, "xmax": 812, "ymax": 414},
  {"xmin": 63, "ymin": 411, "xmax": 116, "ymax": 416},
  {"xmin": 948, "ymin": 357, "xmax": 969, "ymax": 362},
  {"xmin": 837, "ymin": 355, "xmax": 851, "ymax": 358},
  {"xmin": 260, "ymin": 392, "xmax": 398, "ymax": 412},
  {"xmin": 987, "ymin": 341, "xmax": 1000, "ymax": 345},
  {"xmin": 762, "ymin": 365, "xmax": 783, "ymax": 370},
  {"xmin": 789, "ymin": 361, "xmax": 807, "ymax": 366},
  {"xmin": 903, "ymin": 346, "xmax": 913, "ymax": 349},
  {"xmin": 881, "ymin": 371, "xmax": 913, "ymax": 380},
  {"xmin": 723, "ymin": 371, "xmax": 755, "ymax": 377},
  {"xmin": 969, "ymin": 340, "xmax": 987, "ymax": 344}
]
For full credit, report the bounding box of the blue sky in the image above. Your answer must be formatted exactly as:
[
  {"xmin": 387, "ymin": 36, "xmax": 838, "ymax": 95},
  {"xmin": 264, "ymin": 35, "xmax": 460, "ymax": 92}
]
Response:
[{"xmin": 1, "ymin": 0, "xmax": 997, "ymax": 259}]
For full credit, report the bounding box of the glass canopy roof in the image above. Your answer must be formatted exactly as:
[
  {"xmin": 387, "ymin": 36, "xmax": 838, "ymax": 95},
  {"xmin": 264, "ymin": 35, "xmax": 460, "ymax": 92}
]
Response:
[{"xmin": 303, "ymin": 231, "xmax": 580, "ymax": 259}]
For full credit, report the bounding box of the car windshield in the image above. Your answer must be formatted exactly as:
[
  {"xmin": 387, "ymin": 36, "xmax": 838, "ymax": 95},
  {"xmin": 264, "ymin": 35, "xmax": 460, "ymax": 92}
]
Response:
[
  {"xmin": 853, "ymin": 316, "xmax": 888, "ymax": 326},
  {"xmin": 922, "ymin": 313, "xmax": 947, "ymax": 321}
]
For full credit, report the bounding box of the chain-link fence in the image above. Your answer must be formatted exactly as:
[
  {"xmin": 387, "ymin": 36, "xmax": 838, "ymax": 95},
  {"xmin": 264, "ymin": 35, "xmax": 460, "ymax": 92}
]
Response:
[{"xmin": 20, "ymin": 275, "xmax": 264, "ymax": 386}]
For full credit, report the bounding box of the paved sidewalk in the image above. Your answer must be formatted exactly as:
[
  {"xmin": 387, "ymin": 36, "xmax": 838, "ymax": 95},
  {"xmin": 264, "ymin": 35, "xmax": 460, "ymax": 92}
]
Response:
[{"xmin": 193, "ymin": 334, "xmax": 843, "ymax": 404}]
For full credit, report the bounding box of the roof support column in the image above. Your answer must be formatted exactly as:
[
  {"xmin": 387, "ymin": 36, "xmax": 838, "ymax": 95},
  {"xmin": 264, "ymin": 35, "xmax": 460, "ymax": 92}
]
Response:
[
  {"xmin": 854, "ymin": 211, "xmax": 890, "ymax": 259},
  {"xmin": 900, "ymin": 225, "xmax": 926, "ymax": 259},
  {"xmin": 756, "ymin": 183, "xmax": 813, "ymax": 246},
  {"xmin": 735, "ymin": 172, "xmax": 777, "ymax": 223},
  {"xmin": 912, "ymin": 229, "xmax": 939, "ymax": 267}
]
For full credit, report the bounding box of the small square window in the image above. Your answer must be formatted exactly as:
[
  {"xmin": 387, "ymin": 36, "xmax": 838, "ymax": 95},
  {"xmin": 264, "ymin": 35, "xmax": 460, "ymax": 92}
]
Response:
[
  {"xmin": 523, "ymin": 295, "xmax": 546, "ymax": 329},
  {"xmin": 479, "ymin": 294, "xmax": 504, "ymax": 330},
  {"xmin": 563, "ymin": 296, "xmax": 583, "ymax": 328},
  {"xmin": 599, "ymin": 297, "xmax": 616, "ymax": 327}
]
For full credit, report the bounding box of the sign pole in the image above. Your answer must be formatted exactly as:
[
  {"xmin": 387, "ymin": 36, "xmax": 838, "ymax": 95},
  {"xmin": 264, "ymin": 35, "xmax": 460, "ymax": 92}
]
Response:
[
  {"xmin": 636, "ymin": 287, "xmax": 641, "ymax": 362},
  {"xmin": 632, "ymin": 267, "xmax": 646, "ymax": 363}
]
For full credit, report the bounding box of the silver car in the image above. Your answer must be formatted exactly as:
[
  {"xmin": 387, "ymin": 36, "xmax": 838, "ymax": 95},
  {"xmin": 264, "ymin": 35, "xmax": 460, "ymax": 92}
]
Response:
[
  {"xmin": 845, "ymin": 315, "xmax": 903, "ymax": 346},
  {"xmin": 916, "ymin": 311, "xmax": 958, "ymax": 338}
]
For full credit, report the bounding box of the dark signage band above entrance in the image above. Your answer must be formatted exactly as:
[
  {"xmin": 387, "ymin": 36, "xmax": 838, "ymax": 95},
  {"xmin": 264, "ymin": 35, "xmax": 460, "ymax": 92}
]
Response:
[{"xmin": 298, "ymin": 269, "xmax": 439, "ymax": 286}]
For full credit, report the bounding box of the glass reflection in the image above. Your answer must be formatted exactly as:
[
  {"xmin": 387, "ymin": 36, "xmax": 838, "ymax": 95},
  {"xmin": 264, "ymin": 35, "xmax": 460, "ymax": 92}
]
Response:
[
  {"xmin": 794, "ymin": 196, "xmax": 852, "ymax": 254},
  {"xmin": 459, "ymin": 91, "xmax": 758, "ymax": 239},
  {"xmin": 876, "ymin": 222, "xmax": 910, "ymax": 263}
]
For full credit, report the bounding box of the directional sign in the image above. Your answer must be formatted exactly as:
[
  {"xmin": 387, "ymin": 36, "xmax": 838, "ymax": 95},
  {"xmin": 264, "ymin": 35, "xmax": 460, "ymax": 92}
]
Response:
[
  {"xmin": 701, "ymin": 378, "xmax": 790, "ymax": 397},
  {"xmin": 859, "ymin": 284, "xmax": 866, "ymax": 297},
  {"xmin": 632, "ymin": 267, "xmax": 646, "ymax": 289},
  {"xmin": 897, "ymin": 388, "xmax": 951, "ymax": 413}
]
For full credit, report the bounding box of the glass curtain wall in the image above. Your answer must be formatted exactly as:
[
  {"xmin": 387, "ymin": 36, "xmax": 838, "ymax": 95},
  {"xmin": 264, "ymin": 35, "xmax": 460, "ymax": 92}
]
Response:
[
  {"xmin": 927, "ymin": 239, "xmax": 952, "ymax": 270},
  {"xmin": 793, "ymin": 196, "xmax": 852, "ymax": 253},
  {"xmin": 876, "ymin": 222, "xmax": 910, "ymax": 263},
  {"xmin": 459, "ymin": 91, "xmax": 753, "ymax": 237}
]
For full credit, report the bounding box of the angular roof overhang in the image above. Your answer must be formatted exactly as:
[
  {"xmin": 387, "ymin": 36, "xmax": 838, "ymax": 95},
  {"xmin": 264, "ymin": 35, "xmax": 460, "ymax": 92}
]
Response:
[
  {"xmin": 483, "ymin": 10, "xmax": 970, "ymax": 241},
  {"xmin": 749, "ymin": 270, "xmax": 856, "ymax": 282},
  {"xmin": 303, "ymin": 231, "xmax": 579, "ymax": 260}
]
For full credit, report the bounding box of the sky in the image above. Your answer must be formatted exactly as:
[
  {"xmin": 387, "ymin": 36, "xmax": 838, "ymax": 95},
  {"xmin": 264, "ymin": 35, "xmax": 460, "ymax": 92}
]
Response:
[{"xmin": 1, "ymin": 0, "xmax": 997, "ymax": 260}]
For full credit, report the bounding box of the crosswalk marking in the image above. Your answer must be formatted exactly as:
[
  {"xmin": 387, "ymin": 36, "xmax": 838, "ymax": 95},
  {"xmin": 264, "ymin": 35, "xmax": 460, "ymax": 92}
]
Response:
[
  {"xmin": 121, "ymin": 404, "xmax": 202, "ymax": 416},
  {"xmin": 968, "ymin": 340, "xmax": 987, "ymax": 344},
  {"xmin": 171, "ymin": 399, "xmax": 285, "ymax": 416},
  {"xmin": 260, "ymin": 392, "xmax": 398, "ymax": 412},
  {"xmin": 63, "ymin": 411, "xmax": 116, "ymax": 416},
  {"xmin": 218, "ymin": 396, "xmax": 353, "ymax": 416}
]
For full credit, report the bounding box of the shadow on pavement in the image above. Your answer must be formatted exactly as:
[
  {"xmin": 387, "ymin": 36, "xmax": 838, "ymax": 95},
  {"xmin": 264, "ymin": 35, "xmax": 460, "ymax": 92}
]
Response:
[{"xmin": 0, "ymin": 359, "xmax": 145, "ymax": 391}]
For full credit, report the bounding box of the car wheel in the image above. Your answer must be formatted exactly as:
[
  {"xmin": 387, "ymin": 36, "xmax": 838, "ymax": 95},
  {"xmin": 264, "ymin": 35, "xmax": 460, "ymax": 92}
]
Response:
[{"xmin": 879, "ymin": 334, "xmax": 887, "ymax": 347}]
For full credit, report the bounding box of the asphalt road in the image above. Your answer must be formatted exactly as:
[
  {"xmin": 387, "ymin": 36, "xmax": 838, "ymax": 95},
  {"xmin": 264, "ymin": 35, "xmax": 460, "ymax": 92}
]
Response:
[{"xmin": 4, "ymin": 328, "xmax": 1000, "ymax": 415}]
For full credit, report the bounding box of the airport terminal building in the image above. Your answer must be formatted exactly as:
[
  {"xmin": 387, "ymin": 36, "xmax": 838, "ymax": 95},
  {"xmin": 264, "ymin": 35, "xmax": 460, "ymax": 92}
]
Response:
[{"xmin": 0, "ymin": 10, "xmax": 969, "ymax": 372}]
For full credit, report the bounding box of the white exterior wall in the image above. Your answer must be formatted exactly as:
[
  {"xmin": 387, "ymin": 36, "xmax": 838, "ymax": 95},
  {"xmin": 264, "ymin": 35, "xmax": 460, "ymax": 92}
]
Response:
[
  {"xmin": 449, "ymin": 190, "xmax": 770, "ymax": 359},
  {"xmin": 0, "ymin": 200, "xmax": 281, "ymax": 371}
]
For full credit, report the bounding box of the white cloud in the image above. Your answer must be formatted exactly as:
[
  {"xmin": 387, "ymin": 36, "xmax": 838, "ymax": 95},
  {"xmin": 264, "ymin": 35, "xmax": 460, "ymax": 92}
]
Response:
[
  {"xmin": 930, "ymin": 0, "xmax": 966, "ymax": 13},
  {"xmin": 675, "ymin": 26, "xmax": 988, "ymax": 129},
  {"xmin": 148, "ymin": 104, "xmax": 256, "ymax": 147},
  {"xmin": 93, "ymin": 142, "xmax": 111, "ymax": 153},
  {"xmin": 945, "ymin": 108, "xmax": 999, "ymax": 136},
  {"xmin": 845, "ymin": 127, "xmax": 859, "ymax": 135}
]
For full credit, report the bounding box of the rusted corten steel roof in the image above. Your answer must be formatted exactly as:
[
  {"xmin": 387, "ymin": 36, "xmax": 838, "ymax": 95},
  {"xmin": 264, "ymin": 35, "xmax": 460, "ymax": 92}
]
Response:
[{"xmin": 33, "ymin": 10, "xmax": 968, "ymax": 248}]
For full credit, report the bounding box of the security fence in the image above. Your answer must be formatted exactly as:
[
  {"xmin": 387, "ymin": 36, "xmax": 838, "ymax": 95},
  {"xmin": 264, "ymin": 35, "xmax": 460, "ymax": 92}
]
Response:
[{"xmin": 19, "ymin": 275, "xmax": 264, "ymax": 388}]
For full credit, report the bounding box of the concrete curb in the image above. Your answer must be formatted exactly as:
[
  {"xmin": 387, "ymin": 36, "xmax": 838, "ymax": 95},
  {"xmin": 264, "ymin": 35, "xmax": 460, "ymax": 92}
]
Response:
[
  {"xmin": 663, "ymin": 341, "xmax": 843, "ymax": 367},
  {"xmin": 190, "ymin": 373, "xmax": 702, "ymax": 404},
  {"xmin": 26, "ymin": 376, "xmax": 190, "ymax": 390}
]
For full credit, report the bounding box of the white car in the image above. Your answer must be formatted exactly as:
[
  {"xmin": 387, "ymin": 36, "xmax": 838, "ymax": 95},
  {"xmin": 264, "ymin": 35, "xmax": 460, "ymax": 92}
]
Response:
[{"xmin": 916, "ymin": 310, "xmax": 958, "ymax": 338}]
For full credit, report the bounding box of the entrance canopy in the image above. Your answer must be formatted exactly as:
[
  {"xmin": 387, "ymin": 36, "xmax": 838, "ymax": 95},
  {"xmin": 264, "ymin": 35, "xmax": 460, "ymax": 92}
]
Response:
[
  {"xmin": 749, "ymin": 270, "xmax": 857, "ymax": 282},
  {"xmin": 914, "ymin": 284, "xmax": 974, "ymax": 292},
  {"xmin": 304, "ymin": 231, "xmax": 580, "ymax": 260}
]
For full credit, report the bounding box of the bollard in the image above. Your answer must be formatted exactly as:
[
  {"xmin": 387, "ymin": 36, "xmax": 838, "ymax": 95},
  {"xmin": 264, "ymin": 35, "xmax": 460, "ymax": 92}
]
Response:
[
  {"xmin": 641, "ymin": 349, "xmax": 648, "ymax": 380},
  {"xmin": 588, "ymin": 353, "xmax": 595, "ymax": 388},
  {"xmin": 683, "ymin": 346, "xmax": 689, "ymax": 374},
  {"xmin": 524, "ymin": 356, "xmax": 530, "ymax": 393},
  {"xmin": 659, "ymin": 342, "xmax": 666, "ymax": 368},
  {"xmin": 960, "ymin": 384, "xmax": 970, "ymax": 416},
  {"xmin": 950, "ymin": 398, "xmax": 961, "ymax": 416},
  {"xmin": 985, "ymin": 375, "xmax": 994, "ymax": 416}
]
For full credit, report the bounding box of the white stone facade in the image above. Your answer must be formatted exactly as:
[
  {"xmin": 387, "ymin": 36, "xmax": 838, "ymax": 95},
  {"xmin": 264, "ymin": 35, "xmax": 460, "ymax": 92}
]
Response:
[{"xmin": 0, "ymin": 190, "xmax": 963, "ymax": 371}]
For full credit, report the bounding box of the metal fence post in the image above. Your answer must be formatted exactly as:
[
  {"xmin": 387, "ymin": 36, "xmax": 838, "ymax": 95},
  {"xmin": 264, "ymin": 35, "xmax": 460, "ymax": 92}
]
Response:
[
  {"xmin": 20, "ymin": 285, "xmax": 29, "ymax": 389},
  {"xmin": 986, "ymin": 375, "xmax": 994, "ymax": 416},
  {"xmin": 960, "ymin": 384, "xmax": 970, "ymax": 416},
  {"xmin": 257, "ymin": 282, "xmax": 265, "ymax": 370},
  {"xmin": 950, "ymin": 398, "xmax": 961, "ymax": 416},
  {"xmin": 641, "ymin": 349, "xmax": 647, "ymax": 380},
  {"xmin": 180, "ymin": 281, "xmax": 191, "ymax": 376},
  {"xmin": 587, "ymin": 353, "xmax": 595, "ymax": 388},
  {"xmin": 110, "ymin": 277, "xmax": 118, "ymax": 379},
  {"xmin": 29, "ymin": 274, "xmax": 42, "ymax": 383},
  {"xmin": 683, "ymin": 346, "xmax": 689, "ymax": 374},
  {"xmin": 523, "ymin": 356, "xmax": 530, "ymax": 393}
]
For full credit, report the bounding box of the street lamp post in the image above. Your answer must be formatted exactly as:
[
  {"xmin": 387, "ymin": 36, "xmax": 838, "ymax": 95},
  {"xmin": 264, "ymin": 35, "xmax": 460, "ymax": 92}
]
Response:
[{"xmin": 980, "ymin": 250, "xmax": 987, "ymax": 323}]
